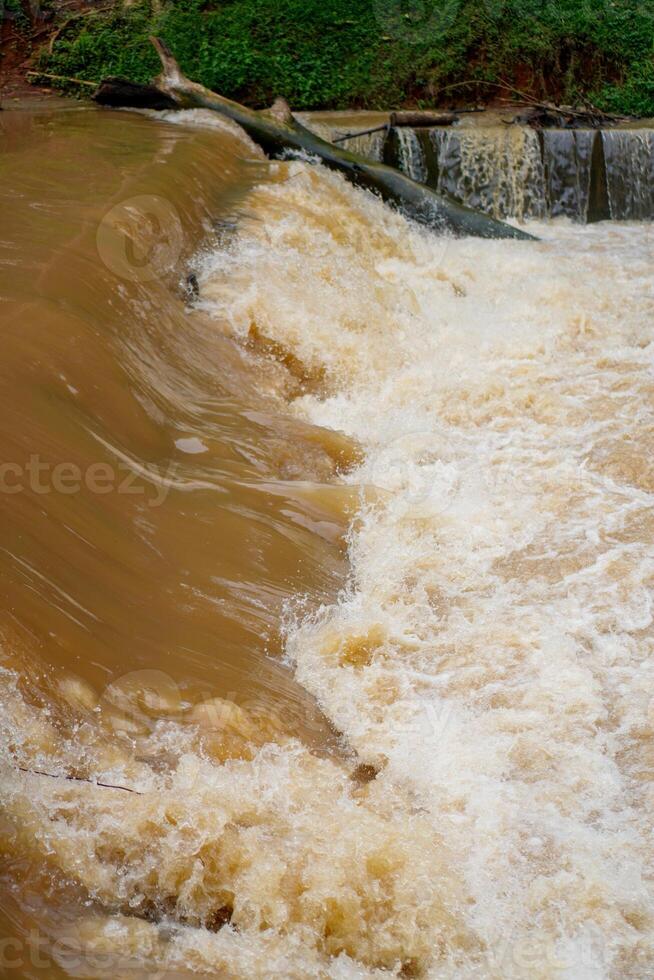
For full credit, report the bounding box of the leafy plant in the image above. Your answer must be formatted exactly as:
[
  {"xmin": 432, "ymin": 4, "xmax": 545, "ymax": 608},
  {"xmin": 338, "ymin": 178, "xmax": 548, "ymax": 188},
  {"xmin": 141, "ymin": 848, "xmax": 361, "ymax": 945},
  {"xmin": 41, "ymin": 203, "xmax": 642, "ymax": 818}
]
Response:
[{"xmin": 39, "ymin": 0, "xmax": 654, "ymax": 115}]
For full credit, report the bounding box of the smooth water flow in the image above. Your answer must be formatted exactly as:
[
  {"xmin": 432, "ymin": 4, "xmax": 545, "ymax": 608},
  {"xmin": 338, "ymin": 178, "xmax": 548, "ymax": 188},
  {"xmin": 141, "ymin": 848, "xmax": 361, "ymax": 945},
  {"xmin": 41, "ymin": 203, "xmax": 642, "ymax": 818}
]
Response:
[
  {"xmin": 1, "ymin": 104, "xmax": 653, "ymax": 979},
  {"xmin": 602, "ymin": 129, "xmax": 654, "ymax": 220}
]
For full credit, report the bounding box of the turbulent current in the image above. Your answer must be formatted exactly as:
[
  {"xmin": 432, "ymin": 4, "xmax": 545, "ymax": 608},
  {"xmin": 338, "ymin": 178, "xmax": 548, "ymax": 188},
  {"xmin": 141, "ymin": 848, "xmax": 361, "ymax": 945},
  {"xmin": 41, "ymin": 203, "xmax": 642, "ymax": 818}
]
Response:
[{"xmin": 0, "ymin": 102, "xmax": 653, "ymax": 979}]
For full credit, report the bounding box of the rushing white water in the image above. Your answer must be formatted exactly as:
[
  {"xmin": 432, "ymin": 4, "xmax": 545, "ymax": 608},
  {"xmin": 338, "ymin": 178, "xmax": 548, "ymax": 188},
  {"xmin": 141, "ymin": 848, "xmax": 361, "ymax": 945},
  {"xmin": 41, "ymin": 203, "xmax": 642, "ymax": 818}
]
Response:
[
  {"xmin": 198, "ymin": 162, "xmax": 654, "ymax": 976},
  {"xmin": 2, "ymin": 117, "xmax": 654, "ymax": 978}
]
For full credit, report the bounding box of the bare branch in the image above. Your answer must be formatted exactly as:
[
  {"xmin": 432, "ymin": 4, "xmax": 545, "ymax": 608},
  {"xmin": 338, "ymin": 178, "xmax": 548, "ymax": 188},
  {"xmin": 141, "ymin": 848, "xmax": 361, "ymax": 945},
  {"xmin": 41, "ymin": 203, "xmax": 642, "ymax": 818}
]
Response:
[{"xmin": 17, "ymin": 765, "xmax": 143, "ymax": 795}]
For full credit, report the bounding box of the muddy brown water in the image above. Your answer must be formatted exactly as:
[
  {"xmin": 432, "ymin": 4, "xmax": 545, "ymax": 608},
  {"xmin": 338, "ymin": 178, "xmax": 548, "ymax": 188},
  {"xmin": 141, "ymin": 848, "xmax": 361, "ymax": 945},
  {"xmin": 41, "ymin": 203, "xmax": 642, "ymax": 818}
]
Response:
[
  {"xmin": 0, "ymin": 104, "xmax": 351, "ymax": 714},
  {"xmin": 0, "ymin": 103, "xmax": 357, "ymax": 974},
  {"xmin": 2, "ymin": 100, "xmax": 653, "ymax": 980}
]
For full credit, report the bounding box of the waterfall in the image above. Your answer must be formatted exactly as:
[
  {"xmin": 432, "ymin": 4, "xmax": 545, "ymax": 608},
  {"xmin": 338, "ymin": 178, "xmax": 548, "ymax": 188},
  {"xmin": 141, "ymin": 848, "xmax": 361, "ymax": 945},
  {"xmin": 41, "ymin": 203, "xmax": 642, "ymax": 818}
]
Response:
[
  {"xmin": 394, "ymin": 127, "xmax": 428, "ymax": 183},
  {"xmin": 296, "ymin": 116, "xmax": 386, "ymax": 162},
  {"xmin": 363, "ymin": 121, "xmax": 654, "ymax": 224},
  {"xmin": 429, "ymin": 126, "xmax": 546, "ymax": 221},
  {"xmin": 602, "ymin": 129, "xmax": 654, "ymax": 219},
  {"xmin": 302, "ymin": 116, "xmax": 654, "ymax": 224},
  {"xmin": 542, "ymin": 129, "xmax": 596, "ymax": 221},
  {"xmin": 344, "ymin": 130, "xmax": 386, "ymax": 162}
]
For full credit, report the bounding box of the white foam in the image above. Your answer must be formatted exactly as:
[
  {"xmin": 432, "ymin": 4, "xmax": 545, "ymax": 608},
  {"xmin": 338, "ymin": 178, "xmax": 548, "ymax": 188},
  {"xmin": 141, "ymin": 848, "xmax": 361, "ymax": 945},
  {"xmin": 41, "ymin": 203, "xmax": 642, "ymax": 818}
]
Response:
[
  {"xmin": 199, "ymin": 162, "xmax": 654, "ymax": 975},
  {"xmin": 3, "ymin": 151, "xmax": 653, "ymax": 977}
]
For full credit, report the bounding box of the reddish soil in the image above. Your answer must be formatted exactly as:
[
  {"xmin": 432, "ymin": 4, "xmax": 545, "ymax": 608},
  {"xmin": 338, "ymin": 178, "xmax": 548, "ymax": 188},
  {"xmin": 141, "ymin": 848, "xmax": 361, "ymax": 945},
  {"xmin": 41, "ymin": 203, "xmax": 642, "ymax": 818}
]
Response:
[{"xmin": 0, "ymin": 0, "xmax": 90, "ymax": 103}]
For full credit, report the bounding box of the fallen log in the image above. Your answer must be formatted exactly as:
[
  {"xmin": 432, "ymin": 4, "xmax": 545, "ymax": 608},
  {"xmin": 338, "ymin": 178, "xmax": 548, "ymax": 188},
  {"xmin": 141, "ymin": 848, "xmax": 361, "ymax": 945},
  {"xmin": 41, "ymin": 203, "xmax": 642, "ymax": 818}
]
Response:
[
  {"xmin": 389, "ymin": 110, "xmax": 457, "ymax": 127},
  {"xmin": 94, "ymin": 38, "xmax": 536, "ymax": 242},
  {"xmin": 93, "ymin": 76, "xmax": 177, "ymax": 110},
  {"xmin": 333, "ymin": 111, "xmax": 456, "ymax": 143}
]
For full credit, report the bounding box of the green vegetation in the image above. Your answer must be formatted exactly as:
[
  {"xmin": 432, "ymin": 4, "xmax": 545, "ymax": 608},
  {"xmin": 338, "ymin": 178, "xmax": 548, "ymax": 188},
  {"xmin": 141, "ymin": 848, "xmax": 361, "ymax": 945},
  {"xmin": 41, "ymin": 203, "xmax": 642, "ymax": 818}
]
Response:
[
  {"xmin": 2, "ymin": 0, "xmax": 32, "ymax": 36},
  {"xmin": 38, "ymin": 0, "xmax": 654, "ymax": 115}
]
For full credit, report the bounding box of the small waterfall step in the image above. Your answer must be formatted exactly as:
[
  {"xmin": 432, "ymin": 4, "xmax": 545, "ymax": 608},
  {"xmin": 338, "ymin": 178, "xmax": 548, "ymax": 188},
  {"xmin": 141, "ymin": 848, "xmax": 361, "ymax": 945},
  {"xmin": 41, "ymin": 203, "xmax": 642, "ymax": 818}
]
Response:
[{"xmin": 312, "ymin": 117, "xmax": 654, "ymax": 224}]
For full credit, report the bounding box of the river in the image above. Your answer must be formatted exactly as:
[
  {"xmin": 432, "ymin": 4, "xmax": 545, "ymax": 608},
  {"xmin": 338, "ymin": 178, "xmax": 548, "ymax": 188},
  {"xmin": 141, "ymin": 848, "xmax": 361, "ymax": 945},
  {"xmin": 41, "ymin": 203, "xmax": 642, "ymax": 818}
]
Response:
[{"xmin": 0, "ymin": 101, "xmax": 653, "ymax": 979}]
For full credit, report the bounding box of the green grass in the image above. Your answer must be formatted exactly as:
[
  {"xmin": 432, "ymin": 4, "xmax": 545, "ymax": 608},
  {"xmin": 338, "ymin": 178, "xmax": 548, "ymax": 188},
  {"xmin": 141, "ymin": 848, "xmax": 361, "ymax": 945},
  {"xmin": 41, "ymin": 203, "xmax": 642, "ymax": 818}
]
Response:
[{"xmin": 38, "ymin": 0, "xmax": 654, "ymax": 116}]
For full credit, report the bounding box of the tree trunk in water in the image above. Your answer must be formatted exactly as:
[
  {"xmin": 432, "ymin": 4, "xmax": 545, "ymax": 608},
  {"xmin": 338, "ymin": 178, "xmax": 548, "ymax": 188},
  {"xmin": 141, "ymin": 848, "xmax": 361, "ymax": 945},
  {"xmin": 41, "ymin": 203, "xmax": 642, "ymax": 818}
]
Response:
[
  {"xmin": 389, "ymin": 110, "xmax": 457, "ymax": 127},
  {"xmin": 94, "ymin": 38, "xmax": 537, "ymax": 242},
  {"xmin": 93, "ymin": 76, "xmax": 178, "ymax": 110}
]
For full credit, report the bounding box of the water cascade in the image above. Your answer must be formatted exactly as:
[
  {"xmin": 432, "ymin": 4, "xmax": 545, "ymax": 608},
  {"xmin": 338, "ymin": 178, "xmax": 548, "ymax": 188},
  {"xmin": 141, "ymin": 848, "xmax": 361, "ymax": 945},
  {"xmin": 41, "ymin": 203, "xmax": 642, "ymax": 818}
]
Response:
[
  {"xmin": 344, "ymin": 129, "xmax": 386, "ymax": 162},
  {"xmin": 320, "ymin": 120, "xmax": 654, "ymax": 223},
  {"xmin": 602, "ymin": 129, "xmax": 654, "ymax": 219},
  {"xmin": 393, "ymin": 126, "xmax": 429, "ymax": 183},
  {"xmin": 429, "ymin": 126, "xmax": 546, "ymax": 221}
]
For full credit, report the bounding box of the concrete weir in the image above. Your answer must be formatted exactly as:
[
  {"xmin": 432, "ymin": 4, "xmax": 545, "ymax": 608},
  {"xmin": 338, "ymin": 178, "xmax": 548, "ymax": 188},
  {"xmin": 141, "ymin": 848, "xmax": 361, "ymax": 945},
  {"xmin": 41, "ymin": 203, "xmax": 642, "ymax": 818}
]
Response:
[{"xmin": 308, "ymin": 113, "xmax": 654, "ymax": 223}]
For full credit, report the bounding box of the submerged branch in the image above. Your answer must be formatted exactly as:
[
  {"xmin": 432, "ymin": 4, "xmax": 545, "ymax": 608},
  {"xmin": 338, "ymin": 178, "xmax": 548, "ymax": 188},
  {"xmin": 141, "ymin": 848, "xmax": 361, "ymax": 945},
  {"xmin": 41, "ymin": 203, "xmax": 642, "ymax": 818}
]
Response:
[
  {"xmin": 333, "ymin": 123, "xmax": 389, "ymax": 143},
  {"xmin": 17, "ymin": 765, "xmax": 143, "ymax": 794}
]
